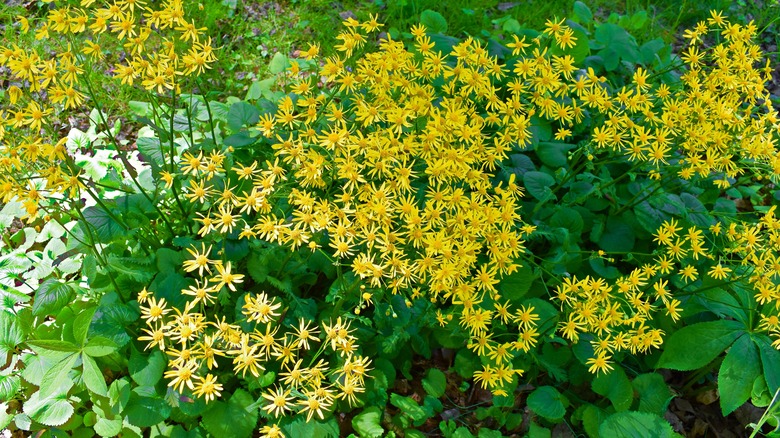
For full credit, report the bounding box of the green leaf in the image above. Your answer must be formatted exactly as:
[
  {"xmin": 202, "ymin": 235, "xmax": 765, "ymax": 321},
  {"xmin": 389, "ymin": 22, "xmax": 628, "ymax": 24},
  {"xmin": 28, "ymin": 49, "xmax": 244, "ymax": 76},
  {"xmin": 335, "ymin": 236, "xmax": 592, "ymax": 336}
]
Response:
[
  {"xmin": 268, "ymin": 52, "xmax": 289, "ymax": 74},
  {"xmin": 527, "ymin": 422, "xmax": 550, "ymax": 438},
  {"xmin": 224, "ymin": 131, "xmax": 257, "ymax": 148},
  {"xmin": 657, "ymin": 320, "xmax": 744, "ymax": 371},
  {"xmin": 597, "ymin": 216, "xmax": 635, "ymax": 253},
  {"xmin": 89, "ymin": 299, "xmax": 139, "ymax": 348},
  {"xmin": 28, "ymin": 339, "xmax": 80, "ymax": 353},
  {"xmin": 0, "ymin": 311, "xmax": 24, "ymax": 357},
  {"xmin": 245, "ymin": 78, "xmax": 275, "ymax": 100},
  {"xmin": 72, "ymin": 307, "xmax": 97, "ymax": 346},
  {"xmin": 82, "ymin": 354, "xmax": 108, "ymax": 396},
  {"xmin": 128, "ymin": 101, "xmax": 151, "ymax": 117},
  {"xmin": 537, "ymin": 142, "xmax": 572, "ymax": 168},
  {"xmin": 94, "ymin": 417, "xmax": 123, "ymax": 437},
  {"xmin": 527, "ymin": 386, "xmax": 567, "ymax": 422},
  {"xmin": 594, "ymin": 23, "xmax": 640, "ymax": 71},
  {"xmin": 573, "ymin": 1, "xmax": 593, "ymax": 23},
  {"xmin": 83, "ymin": 336, "xmax": 118, "ymax": 357},
  {"xmin": 680, "ymin": 193, "xmax": 714, "ymax": 228},
  {"xmin": 38, "ymin": 353, "xmax": 78, "ymax": 398},
  {"xmin": 420, "ymin": 10, "xmax": 448, "ymax": 33},
  {"xmin": 201, "ymin": 389, "xmax": 257, "ymax": 438},
  {"xmin": 599, "ymin": 411, "xmax": 677, "ymax": 437},
  {"xmin": 280, "ymin": 417, "xmax": 339, "ymax": 438},
  {"xmin": 634, "ymin": 201, "xmax": 668, "ymax": 234},
  {"xmin": 581, "ymin": 404, "xmax": 608, "ymax": 438},
  {"xmin": 592, "ymin": 366, "xmax": 633, "ymax": 411},
  {"xmin": 422, "ymin": 368, "xmax": 447, "ymax": 398},
  {"xmin": 550, "ymin": 207, "xmax": 584, "ymax": 235},
  {"xmin": 390, "ymin": 393, "xmax": 427, "ymax": 422},
  {"xmin": 523, "ymin": 171, "xmax": 556, "ymax": 201},
  {"xmin": 109, "ymin": 377, "xmax": 132, "ymax": 413},
  {"xmin": 633, "ymin": 373, "xmax": 673, "ymax": 416},
  {"xmin": 150, "ymin": 272, "xmax": 190, "ymax": 309},
  {"xmin": 23, "ymin": 392, "xmax": 74, "ymax": 427},
  {"xmin": 719, "ymin": 335, "xmax": 760, "ymax": 415},
  {"xmin": 125, "ymin": 393, "xmax": 171, "ymax": 428},
  {"xmin": 497, "ymin": 263, "xmax": 535, "ymax": 302},
  {"xmin": 589, "ymin": 258, "xmax": 620, "ymax": 279},
  {"xmin": 352, "ymin": 407, "xmax": 384, "ymax": 438},
  {"xmin": 0, "ymin": 375, "xmax": 21, "ymax": 401},
  {"xmin": 227, "ymin": 101, "xmax": 261, "ymax": 131},
  {"xmin": 757, "ymin": 335, "xmax": 780, "ymax": 395},
  {"xmin": 129, "ymin": 349, "xmax": 165, "ymax": 387},
  {"xmin": 82, "ymin": 206, "xmax": 127, "ymax": 243},
  {"xmin": 32, "ymin": 279, "xmax": 74, "ymax": 317},
  {"xmin": 136, "ymin": 137, "xmax": 165, "ymax": 167}
]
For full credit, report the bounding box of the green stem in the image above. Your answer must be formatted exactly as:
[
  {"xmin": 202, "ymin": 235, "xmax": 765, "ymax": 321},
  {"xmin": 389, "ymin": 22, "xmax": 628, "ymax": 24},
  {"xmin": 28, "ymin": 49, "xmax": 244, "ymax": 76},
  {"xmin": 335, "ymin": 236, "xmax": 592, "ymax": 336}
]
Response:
[{"xmin": 80, "ymin": 73, "xmax": 177, "ymax": 237}]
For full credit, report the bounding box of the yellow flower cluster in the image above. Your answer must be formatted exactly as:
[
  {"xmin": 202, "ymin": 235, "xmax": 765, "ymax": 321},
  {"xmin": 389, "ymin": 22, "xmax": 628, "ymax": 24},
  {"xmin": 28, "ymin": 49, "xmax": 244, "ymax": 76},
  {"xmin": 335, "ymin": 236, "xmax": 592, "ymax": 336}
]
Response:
[
  {"xmin": 588, "ymin": 11, "xmax": 779, "ymax": 185},
  {"xmin": 0, "ymin": 0, "xmax": 216, "ymax": 222},
  {"xmin": 138, "ymin": 264, "xmax": 372, "ymax": 420},
  {"xmin": 168, "ymin": 11, "xmax": 780, "ymax": 388},
  {"xmin": 170, "ymin": 15, "xmax": 550, "ymax": 395},
  {"xmin": 554, "ymin": 219, "xmax": 720, "ymax": 373},
  {"xmin": 717, "ymin": 207, "xmax": 780, "ymax": 345}
]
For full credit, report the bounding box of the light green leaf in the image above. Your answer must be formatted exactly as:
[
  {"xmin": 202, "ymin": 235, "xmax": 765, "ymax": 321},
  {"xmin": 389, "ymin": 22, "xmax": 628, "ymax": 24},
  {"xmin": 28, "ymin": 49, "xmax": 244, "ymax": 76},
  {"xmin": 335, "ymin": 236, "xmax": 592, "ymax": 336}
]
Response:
[
  {"xmin": 32, "ymin": 279, "xmax": 74, "ymax": 317},
  {"xmin": 268, "ymin": 53, "xmax": 289, "ymax": 74},
  {"xmin": 109, "ymin": 377, "xmax": 132, "ymax": 413},
  {"xmin": 719, "ymin": 335, "xmax": 760, "ymax": 415},
  {"xmin": 599, "ymin": 411, "xmax": 677, "ymax": 437},
  {"xmin": 0, "ymin": 375, "xmax": 21, "ymax": 401},
  {"xmin": 27, "ymin": 339, "xmax": 79, "ymax": 354},
  {"xmin": 420, "ymin": 10, "xmax": 448, "ymax": 33},
  {"xmin": 38, "ymin": 353, "xmax": 78, "ymax": 398},
  {"xmin": 0, "ymin": 311, "xmax": 24, "ymax": 357},
  {"xmin": 73, "ymin": 307, "xmax": 97, "ymax": 346},
  {"xmin": 280, "ymin": 417, "xmax": 339, "ymax": 438},
  {"xmin": 94, "ymin": 416, "xmax": 123, "ymax": 437},
  {"xmin": 83, "ymin": 336, "xmax": 119, "ymax": 357},
  {"xmin": 24, "ymin": 392, "xmax": 74, "ymax": 427},
  {"xmin": 422, "ymin": 368, "xmax": 447, "ymax": 398},
  {"xmin": 352, "ymin": 407, "xmax": 384, "ymax": 438},
  {"xmin": 82, "ymin": 354, "xmax": 108, "ymax": 396},
  {"xmin": 390, "ymin": 394, "xmax": 427, "ymax": 422},
  {"xmin": 658, "ymin": 320, "xmax": 744, "ymax": 371}
]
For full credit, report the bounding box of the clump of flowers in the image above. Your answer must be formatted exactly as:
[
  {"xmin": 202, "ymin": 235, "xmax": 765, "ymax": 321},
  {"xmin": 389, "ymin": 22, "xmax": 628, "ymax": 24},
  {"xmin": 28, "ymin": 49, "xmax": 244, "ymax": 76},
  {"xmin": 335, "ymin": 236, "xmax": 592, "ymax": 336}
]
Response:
[
  {"xmin": 167, "ymin": 14, "xmax": 545, "ymax": 398},
  {"xmin": 0, "ymin": 0, "xmax": 217, "ymax": 222}
]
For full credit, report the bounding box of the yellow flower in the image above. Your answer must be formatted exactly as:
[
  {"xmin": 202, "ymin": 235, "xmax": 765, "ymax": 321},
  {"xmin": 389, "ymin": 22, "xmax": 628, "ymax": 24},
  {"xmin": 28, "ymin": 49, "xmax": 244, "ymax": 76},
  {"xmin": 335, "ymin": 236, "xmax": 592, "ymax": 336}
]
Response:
[
  {"xmin": 140, "ymin": 296, "xmax": 170, "ymax": 323},
  {"xmin": 183, "ymin": 243, "xmax": 214, "ymax": 276},
  {"xmin": 262, "ymin": 386, "xmax": 293, "ymax": 418},
  {"xmin": 586, "ymin": 353, "xmax": 614, "ymax": 374},
  {"xmin": 243, "ymin": 292, "xmax": 282, "ymax": 324},
  {"xmin": 210, "ymin": 261, "xmax": 245, "ymax": 292},
  {"xmin": 164, "ymin": 360, "xmax": 198, "ymax": 393},
  {"xmin": 193, "ymin": 374, "xmax": 223, "ymax": 402},
  {"xmin": 707, "ymin": 263, "xmax": 732, "ymax": 280}
]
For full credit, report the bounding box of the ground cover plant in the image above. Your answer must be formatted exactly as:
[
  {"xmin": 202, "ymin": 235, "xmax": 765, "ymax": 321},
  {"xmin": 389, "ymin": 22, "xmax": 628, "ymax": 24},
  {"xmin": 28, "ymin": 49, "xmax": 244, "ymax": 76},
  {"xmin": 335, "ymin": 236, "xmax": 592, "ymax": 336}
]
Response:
[{"xmin": 2, "ymin": 0, "xmax": 780, "ymax": 437}]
